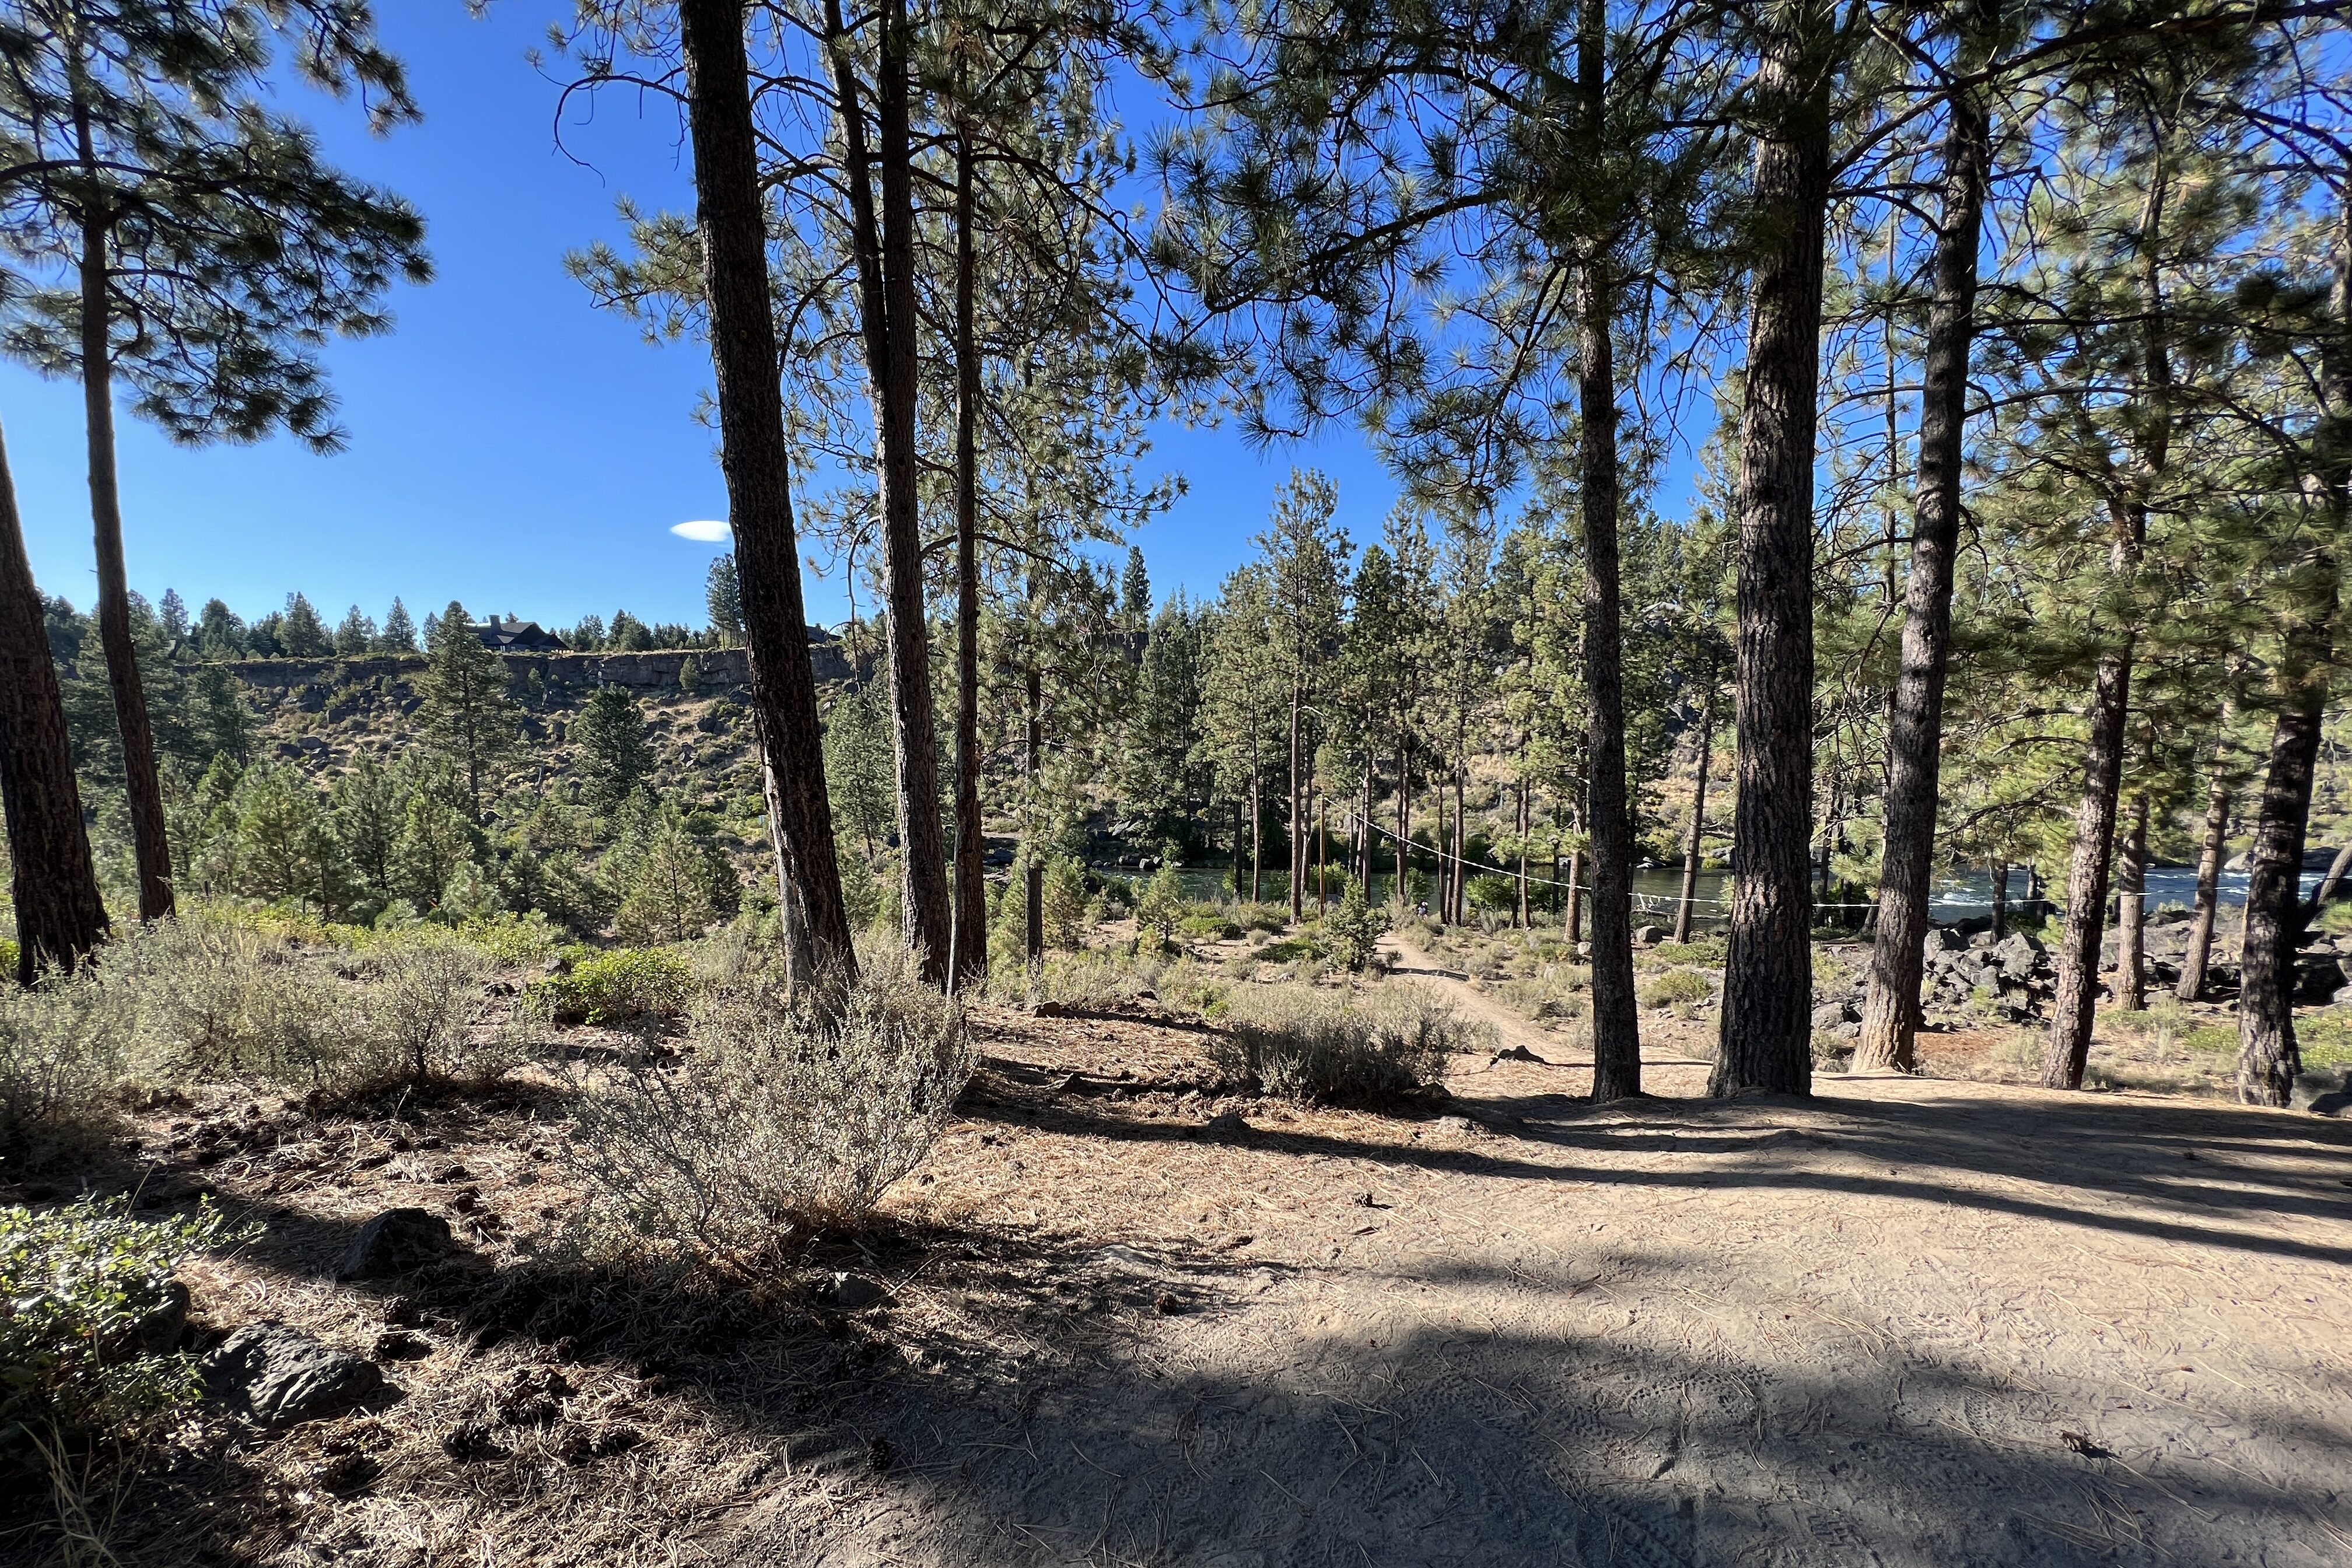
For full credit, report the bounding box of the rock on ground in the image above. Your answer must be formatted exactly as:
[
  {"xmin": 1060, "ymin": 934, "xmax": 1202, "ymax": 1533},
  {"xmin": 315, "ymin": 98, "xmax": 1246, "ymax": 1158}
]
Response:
[{"xmin": 202, "ymin": 1323, "xmax": 385, "ymax": 1423}]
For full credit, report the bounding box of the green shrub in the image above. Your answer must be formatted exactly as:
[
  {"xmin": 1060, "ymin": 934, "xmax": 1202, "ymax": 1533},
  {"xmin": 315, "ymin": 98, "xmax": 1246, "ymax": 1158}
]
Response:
[
  {"xmin": 530, "ymin": 946, "xmax": 693, "ymax": 1026},
  {"xmin": 1, "ymin": 1196, "xmax": 254, "ymax": 1448},
  {"xmin": 1325, "ymin": 881, "xmax": 1392, "ymax": 971},
  {"xmin": 1213, "ymin": 984, "xmax": 1490, "ymax": 1101},
  {"xmin": 1135, "ymin": 866, "xmax": 1187, "ymax": 946},
  {"xmin": 1651, "ymin": 938, "xmax": 1726, "ymax": 965},
  {"xmin": 566, "ymin": 939, "xmax": 968, "ymax": 1268},
  {"xmin": 128, "ymin": 916, "xmax": 349, "ymax": 1087},
  {"xmin": 1639, "ymin": 967, "xmax": 1716, "ymax": 1011},
  {"xmin": 1178, "ymin": 911, "xmax": 1239, "ymax": 939},
  {"xmin": 456, "ymin": 910, "xmax": 562, "ymax": 965},
  {"xmin": 1466, "ymin": 874, "xmax": 1518, "ymax": 914}
]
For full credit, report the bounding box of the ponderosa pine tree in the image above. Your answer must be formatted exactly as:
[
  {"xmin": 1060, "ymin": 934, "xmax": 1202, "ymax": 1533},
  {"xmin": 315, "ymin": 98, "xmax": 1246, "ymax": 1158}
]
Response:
[
  {"xmin": 1259, "ymin": 470, "xmax": 1347, "ymax": 923},
  {"xmin": 671, "ymin": 0, "xmax": 858, "ymax": 983},
  {"xmin": 419, "ymin": 601, "xmax": 519, "ymax": 821},
  {"xmin": 379, "ymin": 597, "xmax": 417, "ymax": 653},
  {"xmin": 0, "ymin": 0, "xmax": 429, "ymax": 922},
  {"xmin": 704, "ymin": 554, "xmax": 742, "ymax": 646},
  {"xmin": 1853, "ymin": 8, "xmax": 1997, "ymax": 1074},
  {"xmin": 1713, "ymin": 0, "xmax": 1839, "ymax": 1099},
  {"xmin": 0, "ymin": 418, "xmax": 107, "ymax": 982}
]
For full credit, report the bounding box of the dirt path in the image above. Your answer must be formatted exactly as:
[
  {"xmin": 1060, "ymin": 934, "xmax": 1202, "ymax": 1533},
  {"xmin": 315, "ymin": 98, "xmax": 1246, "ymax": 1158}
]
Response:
[
  {"xmin": 723, "ymin": 1009, "xmax": 2352, "ymax": 1568},
  {"xmin": 1378, "ymin": 936, "xmax": 1720, "ymax": 1074}
]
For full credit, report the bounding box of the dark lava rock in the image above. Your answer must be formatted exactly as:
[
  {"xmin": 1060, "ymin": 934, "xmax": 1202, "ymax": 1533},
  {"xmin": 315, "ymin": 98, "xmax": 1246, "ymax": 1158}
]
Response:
[
  {"xmin": 335, "ymin": 1208, "xmax": 454, "ymax": 1282},
  {"xmin": 202, "ymin": 1324, "xmax": 386, "ymax": 1423}
]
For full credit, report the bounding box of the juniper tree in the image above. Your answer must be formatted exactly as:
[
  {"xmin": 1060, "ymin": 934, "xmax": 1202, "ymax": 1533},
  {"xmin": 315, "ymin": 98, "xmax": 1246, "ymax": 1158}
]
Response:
[{"xmin": 0, "ymin": 0, "xmax": 429, "ymax": 922}]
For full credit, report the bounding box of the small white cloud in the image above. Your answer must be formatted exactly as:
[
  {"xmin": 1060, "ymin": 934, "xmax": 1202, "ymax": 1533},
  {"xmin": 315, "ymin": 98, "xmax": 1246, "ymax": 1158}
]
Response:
[{"xmin": 670, "ymin": 519, "xmax": 732, "ymax": 543}]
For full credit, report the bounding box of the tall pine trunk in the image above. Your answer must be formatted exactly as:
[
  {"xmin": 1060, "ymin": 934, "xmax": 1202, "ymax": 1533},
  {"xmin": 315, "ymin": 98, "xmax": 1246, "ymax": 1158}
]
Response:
[
  {"xmin": 1853, "ymin": 74, "xmax": 1987, "ymax": 1072},
  {"xmin": 1991, "ymin": 862, "xmax": 2010, "ymax": 940},
  {"xmin": 830, "ymin": 0, "xmax": 950, "ymax": 982},
  {"xmin": 2115, "ymin": 792, "xmax": 2150, "ymax": 1013},
  {"xmin": 2237, "ymin": 201, "xmax": 2349, "ymax": 1105},
  {"xmin": 74, "ymin": 121, "xmax": 172, "ymax": 921},
  {"xmin": 1674, "ymin": 664, "xmax": 1716, "ymax": 946},
  {"xmin": 1578, "ymin": 261, "xmax": 1642, "ymax": 1102},
  {"xmin": 949, "ymin": 130, "xmax": 986, "ymax": 984},
  {"xmin": 1714, "ymin": 0, "xmax": 1832, "ymax": 1097},
  {"xmin": 2041, "ymin": 608, "xmax": 2135, "ymax": 1087},
  {"xmin": 1024, "ymin": 658, "xmax": 1044, "ymax": 960},
  {"xmin": 680, "ymin": 0, "xmax": 855, "ymax": 979},
  {"xmin": 1288, "ymin": 687, "xmax": 1304, "ymax": 921},
  {"xmin": 2044, "ymin": 167, "xmax": 2174, "ymax": 1088},
  {"xmin": 0, "ymin": 418, "xmax": 109, "ymax": 984},
  {"xmin": 2176, "ymin": 732, "xmax": 2232, "ymax": 1001}
]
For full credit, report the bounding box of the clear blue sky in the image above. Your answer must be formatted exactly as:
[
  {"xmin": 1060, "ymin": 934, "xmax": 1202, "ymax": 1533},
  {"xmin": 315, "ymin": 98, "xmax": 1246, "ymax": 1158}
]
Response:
[{"xmin": 1, "ymin": 2, "xmax": 1406, "ymax": 633}]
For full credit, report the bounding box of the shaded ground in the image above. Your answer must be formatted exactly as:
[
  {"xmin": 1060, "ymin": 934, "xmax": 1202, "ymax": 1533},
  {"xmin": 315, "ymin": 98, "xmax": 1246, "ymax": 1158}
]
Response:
[
  {"xmin": 15, "ymin": 995, "xmax": 2351, "ymax": 1567},
  {"xmin": 718, "ymin": 1005, "xmax": 2352, "ymax": 1568}
]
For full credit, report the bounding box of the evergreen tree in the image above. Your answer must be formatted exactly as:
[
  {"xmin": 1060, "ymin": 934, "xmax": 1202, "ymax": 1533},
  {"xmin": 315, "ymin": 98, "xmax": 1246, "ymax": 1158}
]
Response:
[
  {"xmin": 704, "ymin": 553, "xmax": 743, "ymax": 645},
  {"xmin": 333, "ymin": 605, "xmax": 376, "ymax": 656},
  {"xmin": 418, "ymin": 600, "xmax": 520, "ymax": 820},
  {"xmin": 0, "ymin": 0, "xmax": 429, "ymax": 922},
  {"xmin": 615, "ymin": 807, "xmax": 718, "ymax": 945},
  {"xmin": 195, "ymin": 597, "xmax": 246, "ymax": 659},
  {"xmin": 1122, "ymin": 546, "xmax": 1152, "ymax": 634},
  {"xmin": 278, "ymin": 593, "xmax": 330, "ymax": 657},
  {"xmin": 1259, "ymin": 470, "xmax": 1348, "ymax": 922},
  {"xmin": 188, "ymin": 663, "xmax": 249, "ymax": 766},
  {"xmin": 572, "ymin": 684, "xmax": 654, "ymax": 813},
  {"xmin": 158, "ymin": 587, "xmax": 188, "ymax": 641},
  {"xmin": 379, "ymin": 597, "xmax": 417, "ymax": 653},
  {"xmin": 332, "ymin": 753, "xmax": 401, "ymax": 902},
  {"xmin": 233, "ymin": 761, "xmax": 341, "ymax": 912},
  {"xmin": 824, "ymin": 684, "xmax": 897, "ymax": 864},
  {"xmin": 0, "ymin": 419, "xmax": 107, "ymax": 980}
]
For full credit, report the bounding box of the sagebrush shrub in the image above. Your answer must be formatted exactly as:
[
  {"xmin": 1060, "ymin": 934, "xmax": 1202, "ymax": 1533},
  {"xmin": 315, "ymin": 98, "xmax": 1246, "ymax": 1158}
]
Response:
[
  {"xmin": 565, "ymin": 940, "xmax": 970, "ymax": 1269},
  {"xmin": 358, "ymin": 935, "xmax": 498, "ymax": 1083},
  {"xmin": 1639, "ymin": 967, "xmax": 1716, "ymax": 1011},
  {"xmin": 0, "ymin": 965, "xmax": 139, "ymax": 1161},
  {"xmin": 1214, "ymin": 984, "xmax": 1489, "ymax": 1101}
]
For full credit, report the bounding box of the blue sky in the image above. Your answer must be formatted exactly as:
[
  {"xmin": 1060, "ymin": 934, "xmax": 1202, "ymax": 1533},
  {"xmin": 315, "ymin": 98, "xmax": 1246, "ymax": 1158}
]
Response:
[{"xmin": 2, "ymin": 2, "xmax": 1404, "ymax": 634}]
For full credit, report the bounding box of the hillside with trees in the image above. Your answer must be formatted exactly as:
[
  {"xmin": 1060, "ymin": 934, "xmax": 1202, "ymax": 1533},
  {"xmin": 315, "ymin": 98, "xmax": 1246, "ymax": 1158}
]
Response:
[{"xmin": 1, "ymin": 1, "xmax": 2349, "ymax": 1564}]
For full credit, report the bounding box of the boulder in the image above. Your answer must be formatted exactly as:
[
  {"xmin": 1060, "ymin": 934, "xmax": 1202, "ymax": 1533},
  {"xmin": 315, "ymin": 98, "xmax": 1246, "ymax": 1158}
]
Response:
[
  {"xmin": 1632, "ymin": 925, "xmax": 1664, "ymax": 947},
  {"xmin": 1202, "ymin": 1111, "xmax": 1251, "ymax": 1136},
  {"xmin": 202, "ymin": 1323, "xmax": 384, "ymax": 1423},
  {"xmin": 1810, "ymin": 1003, "xmax": 1849, "ymax": 1031},
  {"xmin": 2291, "ymin": 1070, "xmax": 2351, "ymax": 1118},
  {"xmin": 1923, "ymin": 927, "xmax": 1962, "ymax": 955},
  {"xmin": 334, "ymin": 1208, "xmax": 454, "ymax": 1282}
]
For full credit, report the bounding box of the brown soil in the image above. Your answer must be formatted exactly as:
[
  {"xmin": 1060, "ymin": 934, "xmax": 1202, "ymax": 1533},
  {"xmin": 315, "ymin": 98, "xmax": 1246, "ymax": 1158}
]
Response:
[{"xmin": 13, "ymin": 993, "xmax": 2352, "ymax": 1567}]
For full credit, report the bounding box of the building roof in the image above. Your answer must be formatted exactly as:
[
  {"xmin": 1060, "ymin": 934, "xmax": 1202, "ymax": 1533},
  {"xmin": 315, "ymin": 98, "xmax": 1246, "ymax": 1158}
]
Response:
[{"xmin": 471, "ymin": 615, "xmax": 568, "ymax": 652}]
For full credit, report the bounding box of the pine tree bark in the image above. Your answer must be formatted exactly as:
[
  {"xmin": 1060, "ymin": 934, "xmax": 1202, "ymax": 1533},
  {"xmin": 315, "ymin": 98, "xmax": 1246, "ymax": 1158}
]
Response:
[
  {"xmin": 2115, "ymin": 791, "xmax": 2149, "ymax": 1013},
  {"xmin": 679, "ymin": 0, "xmax": 856, "ymax": 978},
  {"xmin": 2176, "ymin": 733, "xmax": 2231, "ymax": 1002},
  {"xmin": 1025, "ymin": 659, "xmax": 1044, "ymax": 960},
  {"xmin": 950, "ymin": 129, "xmax": 986, "ymax": 985},
  {"xmin": 1289, "ymin": 687, "xmax": 1304, "ymax": 921},
  {"xmin": 829, "ymin": 0, "xmax": 950, "ymax": 983},
  {"xmin": 0, "ymin": 417, "xmax": 110, "ymax": 984},
  {"xmin": 75, "ymin": 127, "xmax": 173, "ymax": 921},
  {"xmin": 1991, "ymin": 862, "xmax": 2010, "ymax": 940},
  {"xmin": 2237, "ymin": 201, "xmax": 2349, "ymax": 1105},
  {"xmin": 1578, "ymin": 262, "xmax": 1642, "ymax": 1102},
  {"xmin": 1714, "ymin": 0, "xmax": 1832, "ymax": 1097},
  {"xmin": 2045, "ymin": 163, "xmax": 2178, "ymax": 1086},
  {"xmin": 2041, "ymin": 614, "xmax": 2134, "ymax": 1088},
  {"xmin": 1674, "ymin": 668, "xmax": 1715, "ymax": 947},
  {"xmin": 1852, "ymin": 75, "xmax": 1987, "ymax": 1072}
]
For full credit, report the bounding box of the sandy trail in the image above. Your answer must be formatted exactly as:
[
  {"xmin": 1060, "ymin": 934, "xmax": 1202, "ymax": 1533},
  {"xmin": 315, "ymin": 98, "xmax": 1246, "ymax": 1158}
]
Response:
[{"xmin": 724, "ymin": 1009, "xmax": 2352, "ymax": 1568}]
